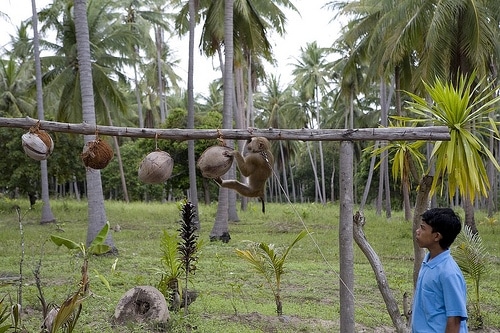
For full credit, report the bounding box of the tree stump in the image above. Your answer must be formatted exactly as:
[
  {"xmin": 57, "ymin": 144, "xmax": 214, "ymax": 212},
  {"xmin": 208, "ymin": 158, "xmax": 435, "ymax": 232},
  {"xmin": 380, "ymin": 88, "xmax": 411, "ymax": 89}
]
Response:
[{"xmin": 114, "ymin": 286, "xmax": 170, "ymax": 326}]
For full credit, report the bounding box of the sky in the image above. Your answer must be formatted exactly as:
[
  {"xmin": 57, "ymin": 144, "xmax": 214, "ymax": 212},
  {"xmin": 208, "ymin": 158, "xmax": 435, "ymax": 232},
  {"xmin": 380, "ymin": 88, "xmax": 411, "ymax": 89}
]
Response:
[{"xmin": 0, "ymin": 0, "xmax": 343, "ymax": 94}]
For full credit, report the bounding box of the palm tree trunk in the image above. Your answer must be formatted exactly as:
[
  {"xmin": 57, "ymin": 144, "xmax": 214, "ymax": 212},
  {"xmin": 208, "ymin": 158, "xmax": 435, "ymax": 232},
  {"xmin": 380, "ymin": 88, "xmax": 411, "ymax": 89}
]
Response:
[
  {"xmin": 330, "ymin": 156, "xmax": 336, "ymax": 202},
  {"xmin": 105, "ymin": 109, "xmax": 129, "ymax": 202},
  {"xmin": 238, "ymin": 140, "xmax": 248, "ymax": 211},
  {"xmin": 32, "ymin": 0, "xmax": 55, "ymax": 224},
  {"xmin": 403, "ymin": 179, "xmax": 411, "ymax": 221},
  {"xmin": 246, "ymin": 54, "xmax": 254, "ymax": 128},
  {"xmin": 306, "ymin": 142, "xmax": 323, "ymax": 203},
  {"xmin": 187, "ymin": 0, "xmax": 199, "ymax": 226},
  {"xmin": 315, "ymin": 87, "xmax": 326, "ymax": 204},
  {"xmin": 318, "ymin": 141, "xmax": 326, "ymax": 204},
  {"xmin": 73, "ymin": 175, "xmax": 81, "ymax": 201},
  {"xmin": 133, "ymin": 62, "xmax": 144, "ymax": 128},
  {"xmin": 211, "ymin": 0, "xmax": 234, "ymax": 241},
  {"xmin": 228, "ymin": 70, "xmax": 242, "ymax": 221},
  {"xmin": 378, "ymin": 78, "xmax": 391, "ymax": 218},
  {"xmin": 464, "ymin": 197, "xmax": 478, "ymax": 234},
  {"xmin": 241, "ymin": 53, "xmax": 253, "ymax": 210},
  {"xmin": 112, "ymin": 135, "xmax": 129, "ymax": 202},
  {"xmin": 376, "ymin": 151, "xmax": 385, "ymax": 215},
  {"xmin": 487, "ymin": 120, "xmax": 495, "ymax": 217},
  {"xmin": 154, "ymin": 26, "xmax": 165, "ymax": 124},
  {"xmin": 279, "ymin": 142, "xmax": 289, "ymax": 198},
  {"xmin": 74, "ymin": 0, "xmax": 115, "ymax": 250},
  {"xmin": 384, "ymin": 151, "xmax": 392, "ymax": 218},
  {"xmin": 426, "ymin": 142, "xmax": 437, "ymax": 208},
  {"xmin": 289, "ymin": 163, "xmax": 296, "ymax": 203},
  {"xmin": 360, "ymin": 141, "xmax": 379, "ymax": 211},
  {"xmin": 394, "ymin": 66, "xmax": 402, "ymax": 116}
]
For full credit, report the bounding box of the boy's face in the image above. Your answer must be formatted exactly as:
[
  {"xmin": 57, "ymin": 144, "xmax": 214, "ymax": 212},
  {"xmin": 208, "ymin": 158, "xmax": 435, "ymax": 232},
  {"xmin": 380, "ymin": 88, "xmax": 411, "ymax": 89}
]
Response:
[{"xmin": 415, "ymin": 221, "xmax": 442, "ymax": 249}]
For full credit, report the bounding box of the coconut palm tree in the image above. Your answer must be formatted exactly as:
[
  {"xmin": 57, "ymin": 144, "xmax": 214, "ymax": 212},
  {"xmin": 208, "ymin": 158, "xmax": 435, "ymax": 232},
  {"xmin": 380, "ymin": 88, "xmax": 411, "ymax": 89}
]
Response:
[
  {"xmin": 39, "ymin": 0, "xmax": 149, "ymax": 203},
  {"xmin": 199, "ymin": 81, "xmax": 223, "ymax": 114},
  {"xmin": 0, "ymin": 58, "xmax": 34, "ymax": 117},
  {"xmin": 186, "ymin": 0, "xmax": 199, "ymax": 224},
  {"xmin": 138, "ymin": 41, "xmax": 182, "ymax": 128},
  {"xmin": 254, "ymin": 75, "xmax": 304, "ymax": 202},
  {"xmin": 31, "ymin": 0, "xmax": 56, "ymax": 223},
  {"xmin": 121, "ymin": 0, "xmax": 171, "ymax": 128},
  {"xmin": 39, "ymin": 0, "xmax": 140, "ymax": 124},
  {"xmin": 209, "ymin": 0, "xmax": 234, "ymax": 242},
  {"xmin": 173, "ymin": 0, "xmax": 296, "ymax": 238},
  {"xmin": 291, "ymin": 41, "xmax": 331, "ymax": 204},
  {"xmin": 73, "ymin": 0, "xmax": 116, "ymax": 250},
  {"xmin": 3, "ymin": 21, "xmax": 35, "ymax": 65},
  {"xmin": 371, "ymin": 128, "xmax": 426, "ymax": 221},
  {"xmin": 195, "ymin": 0, "xmax": 297, "ymax": 129}
]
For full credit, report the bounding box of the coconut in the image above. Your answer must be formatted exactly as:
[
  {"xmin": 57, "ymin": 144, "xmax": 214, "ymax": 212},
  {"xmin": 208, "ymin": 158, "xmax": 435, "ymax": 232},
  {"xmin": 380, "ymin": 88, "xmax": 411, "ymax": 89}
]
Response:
[
  {"xmin": 197, "ymin": 145, "xmax": 234, "ymax": 178},
  {"xmin": 138, "ymin": 150, "xmax": 174, "ymax": 184},
  {"xmin": 21, "ymin": 126, "xmax": 54, "ymax": 161},
  {"xmin": 81, "ymin": 138, "xmax": 113, "ymax": 169}
]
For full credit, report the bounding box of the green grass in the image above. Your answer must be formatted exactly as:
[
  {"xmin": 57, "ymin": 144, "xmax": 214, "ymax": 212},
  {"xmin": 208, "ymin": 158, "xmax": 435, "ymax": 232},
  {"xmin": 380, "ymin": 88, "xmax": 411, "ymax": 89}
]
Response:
[{"xmin": 0, "ymin": 199, "xmax": 499, "ymax": 332}]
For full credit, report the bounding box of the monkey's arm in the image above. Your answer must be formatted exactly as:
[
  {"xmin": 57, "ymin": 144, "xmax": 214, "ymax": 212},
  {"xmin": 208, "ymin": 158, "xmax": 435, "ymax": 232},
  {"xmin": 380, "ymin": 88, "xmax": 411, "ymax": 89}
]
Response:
[{"xmin": 225, "ymin": 150, "xmax": 255, "ymax": 177}]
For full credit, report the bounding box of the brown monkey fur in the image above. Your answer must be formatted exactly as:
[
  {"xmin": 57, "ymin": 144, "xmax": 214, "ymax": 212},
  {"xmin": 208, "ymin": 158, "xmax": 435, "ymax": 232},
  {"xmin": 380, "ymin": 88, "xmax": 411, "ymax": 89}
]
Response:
[{"xmin": 215, "ymin": 137, "xmax": 274, "ymax": 213}]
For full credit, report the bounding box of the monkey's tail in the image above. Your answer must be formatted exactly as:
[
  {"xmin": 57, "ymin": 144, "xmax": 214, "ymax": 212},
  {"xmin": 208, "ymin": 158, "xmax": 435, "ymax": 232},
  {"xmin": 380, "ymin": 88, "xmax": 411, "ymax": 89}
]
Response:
[{"xmin": 260, "ymin": 197, "xmax": 265, "ymax": 213}]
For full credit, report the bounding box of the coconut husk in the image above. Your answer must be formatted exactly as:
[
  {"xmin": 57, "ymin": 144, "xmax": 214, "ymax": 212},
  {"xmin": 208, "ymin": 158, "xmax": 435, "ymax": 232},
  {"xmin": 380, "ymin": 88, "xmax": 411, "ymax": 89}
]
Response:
[
  {"xmin": 21, "ymin": 123, "xmax": 54, "ymax": 161},
  {"xmin": 138, "ymin": 150, "xmax": 174, "ymax": 184},
  {"xmin": 81, "ymin": 139, "xmax": 113, "ymax": 169},
  {"xmin": 197, "ymin": 145, "xmax": 234, "ymax": 178}
]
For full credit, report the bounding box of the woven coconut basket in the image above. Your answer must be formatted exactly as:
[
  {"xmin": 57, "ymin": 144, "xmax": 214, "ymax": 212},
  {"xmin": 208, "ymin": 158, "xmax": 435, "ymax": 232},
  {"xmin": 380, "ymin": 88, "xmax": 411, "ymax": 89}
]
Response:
[
  {"xmin": 81, "ymin": 138, "xmax": 114, "ymax": 169},
  {"xmin": 138, "ymin": 150, "xmax": 174, "ymax": 184},
  {"xmin": 197, "ymin": 145, "xmax": 234, "ymax": 178}
]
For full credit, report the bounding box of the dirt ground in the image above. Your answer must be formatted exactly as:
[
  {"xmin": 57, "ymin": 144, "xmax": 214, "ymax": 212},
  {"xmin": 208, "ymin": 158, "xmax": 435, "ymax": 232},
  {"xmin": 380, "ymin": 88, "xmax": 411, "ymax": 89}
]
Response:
[{"xmin": 228, "ymin": 312, "xmax": 500, "ymax": 333}]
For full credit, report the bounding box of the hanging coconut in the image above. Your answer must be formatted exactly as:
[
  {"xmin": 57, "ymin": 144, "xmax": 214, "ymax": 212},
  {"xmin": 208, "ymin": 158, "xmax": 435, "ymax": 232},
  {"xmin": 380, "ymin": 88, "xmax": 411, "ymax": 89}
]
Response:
[
  {"xmin": 197, "ymin": 145, "xmax": 234, "ymax": 178},
  {"xmin": 138, "ymin": 150, "xmax": 174, "ymax": 184},
  {"xmin": 21, "ymin": 122, "xmax": 54, "ymax": 161},
  {"xmin": 81, "ymin": 138, "xmax": 113, "ymax": 169}
]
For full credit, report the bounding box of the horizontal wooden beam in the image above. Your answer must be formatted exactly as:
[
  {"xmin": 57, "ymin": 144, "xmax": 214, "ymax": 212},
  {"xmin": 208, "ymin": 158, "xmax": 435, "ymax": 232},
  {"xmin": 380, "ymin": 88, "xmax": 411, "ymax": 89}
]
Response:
[{"xmin": 0, "ymin": 117, "xmax": 450, "ymax": 141}]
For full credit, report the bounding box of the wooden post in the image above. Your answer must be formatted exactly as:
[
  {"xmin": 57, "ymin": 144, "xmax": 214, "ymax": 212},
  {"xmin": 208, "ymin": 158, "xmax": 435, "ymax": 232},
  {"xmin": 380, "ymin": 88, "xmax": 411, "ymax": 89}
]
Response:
[{"xmin": 339, "ymin": 140, "xmax": 354, "ymax": 331}]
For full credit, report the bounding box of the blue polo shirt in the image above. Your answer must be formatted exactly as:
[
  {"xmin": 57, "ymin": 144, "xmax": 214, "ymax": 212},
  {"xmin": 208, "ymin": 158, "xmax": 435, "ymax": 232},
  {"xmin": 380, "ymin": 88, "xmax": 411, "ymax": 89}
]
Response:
[{"xmin": 412, "ymin": 250, "xmax": 468, "ymax": 332}]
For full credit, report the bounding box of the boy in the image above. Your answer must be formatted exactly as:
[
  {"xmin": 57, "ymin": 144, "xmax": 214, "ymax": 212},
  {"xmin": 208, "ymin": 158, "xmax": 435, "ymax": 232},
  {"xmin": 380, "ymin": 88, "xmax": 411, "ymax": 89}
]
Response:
[{"xmin": 412, "ymin": 208, "xmax": 468, "ymax": 332}]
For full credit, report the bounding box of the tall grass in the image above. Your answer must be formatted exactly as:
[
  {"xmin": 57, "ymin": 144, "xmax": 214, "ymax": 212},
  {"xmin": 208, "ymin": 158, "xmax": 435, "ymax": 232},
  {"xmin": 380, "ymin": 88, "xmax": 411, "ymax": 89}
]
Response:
[{"xmin": 0, "ymin": 199, "xmax": 498, "ymax": 332}]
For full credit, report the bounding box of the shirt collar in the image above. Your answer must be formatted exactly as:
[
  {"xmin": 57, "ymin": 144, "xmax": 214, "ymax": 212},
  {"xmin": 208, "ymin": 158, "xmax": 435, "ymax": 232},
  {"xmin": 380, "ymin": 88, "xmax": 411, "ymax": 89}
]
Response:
[{"xmin": 423, "ymin": 249, "xmax": 450, "ymax": 268}]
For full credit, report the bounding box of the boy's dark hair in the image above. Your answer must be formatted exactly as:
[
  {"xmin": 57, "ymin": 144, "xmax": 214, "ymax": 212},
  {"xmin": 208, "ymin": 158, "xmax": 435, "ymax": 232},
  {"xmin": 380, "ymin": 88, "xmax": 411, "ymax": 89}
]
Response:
[{"xmin": 421, "ymin": 208, "xmax": 462, "ymax": 249}]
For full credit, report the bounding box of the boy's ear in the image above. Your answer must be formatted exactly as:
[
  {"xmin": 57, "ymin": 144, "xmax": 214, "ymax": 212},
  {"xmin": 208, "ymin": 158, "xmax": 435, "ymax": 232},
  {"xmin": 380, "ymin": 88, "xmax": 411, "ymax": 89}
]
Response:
[{"xmin": 434, "ymin": 232, "xmax": 443, "ymax": 242}]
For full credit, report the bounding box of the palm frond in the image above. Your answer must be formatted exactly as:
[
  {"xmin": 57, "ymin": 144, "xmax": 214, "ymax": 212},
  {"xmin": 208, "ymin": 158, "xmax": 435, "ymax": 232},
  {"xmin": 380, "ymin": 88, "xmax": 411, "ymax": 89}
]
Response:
[
  {"xmin": 405, "ymin": 72, "xmax": 500, "ymax": 201},
  {"xmin": 454, "ymin": 225, "xmax": 491, "ymax": 281}
]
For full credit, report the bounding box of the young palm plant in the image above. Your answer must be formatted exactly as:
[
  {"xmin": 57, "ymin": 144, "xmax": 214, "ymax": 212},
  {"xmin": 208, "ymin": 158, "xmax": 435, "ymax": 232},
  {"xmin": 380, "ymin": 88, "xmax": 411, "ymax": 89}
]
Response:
[
  {"xmin": 157, "ymin": 201, "xmax": 202, "ymax": 314},
  {"xmin": 157, "ymin": 230, "xmax": 182, "ymax": 311},
  {"xmin": 369, "ymin": 120, "xmax": 426, "ymax": 221},
  {"xmin": 403, "ymin": 73, "xmax": 500, "ymax": 202},
  {"xmin": 235, "ymin": 230, "xmax": 308, "ymax": 316},
  {"xmin": 178, "ymin": 201, "xmax": 200, "ymax": 315},
  {"xmin": 454, "ymin": 225, "xmax": 491, "ymax": 329},
  {"xmin": 157, "ymin": 201, "xmax": 201, "ymax": 314},
  {"xmin": 0, "ymin": 294, "xmax": 20, "ymax": 333},
  {"xmin": 47, "ymin": 222, "xmax": 111, "ymax": 333}
]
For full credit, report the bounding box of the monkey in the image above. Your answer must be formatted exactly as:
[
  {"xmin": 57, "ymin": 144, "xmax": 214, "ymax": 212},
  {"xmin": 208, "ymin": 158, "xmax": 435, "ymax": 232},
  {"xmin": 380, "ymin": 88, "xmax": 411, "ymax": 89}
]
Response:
[{"xmin": 215, "ymin": 137, "xmax": 274, "ymax": 213}]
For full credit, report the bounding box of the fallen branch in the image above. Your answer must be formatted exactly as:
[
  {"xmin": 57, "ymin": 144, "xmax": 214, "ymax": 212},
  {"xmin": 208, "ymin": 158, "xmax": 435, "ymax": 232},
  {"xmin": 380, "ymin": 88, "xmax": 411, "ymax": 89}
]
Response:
[
  {"xmin": 353, "ymin": 211, "xmax": 409, "ymax": 333},
  {"xmin": 411, "ymin": 175, "xmax": 433, "ymax": 287}
]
